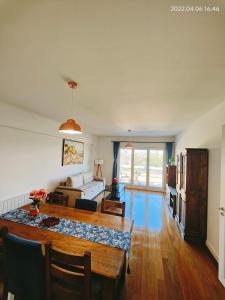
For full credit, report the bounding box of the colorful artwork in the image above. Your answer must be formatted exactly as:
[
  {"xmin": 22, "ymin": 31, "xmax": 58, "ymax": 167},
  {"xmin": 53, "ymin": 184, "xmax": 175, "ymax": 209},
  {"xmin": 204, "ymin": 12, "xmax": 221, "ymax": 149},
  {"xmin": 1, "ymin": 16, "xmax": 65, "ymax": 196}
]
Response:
[{"xmin": 62, "ymin": 139, "xmax": 84, "ymax": 165}]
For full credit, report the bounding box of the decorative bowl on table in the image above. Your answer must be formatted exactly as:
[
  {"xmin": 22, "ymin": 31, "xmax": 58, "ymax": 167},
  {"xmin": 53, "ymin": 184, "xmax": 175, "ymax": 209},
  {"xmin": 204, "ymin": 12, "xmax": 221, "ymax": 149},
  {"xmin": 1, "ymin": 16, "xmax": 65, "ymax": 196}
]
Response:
[{"xmin": 39, "ymin": 217, "xmax": 60, "ymax": 227}]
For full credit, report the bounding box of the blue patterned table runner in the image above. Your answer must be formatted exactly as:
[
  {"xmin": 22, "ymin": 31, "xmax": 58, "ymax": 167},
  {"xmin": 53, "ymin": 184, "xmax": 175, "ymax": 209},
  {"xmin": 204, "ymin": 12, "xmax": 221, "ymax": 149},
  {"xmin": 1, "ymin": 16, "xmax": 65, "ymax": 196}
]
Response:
[{"xmin": 0, "ymin": 209, "xmax": 131, "ymax": 252}]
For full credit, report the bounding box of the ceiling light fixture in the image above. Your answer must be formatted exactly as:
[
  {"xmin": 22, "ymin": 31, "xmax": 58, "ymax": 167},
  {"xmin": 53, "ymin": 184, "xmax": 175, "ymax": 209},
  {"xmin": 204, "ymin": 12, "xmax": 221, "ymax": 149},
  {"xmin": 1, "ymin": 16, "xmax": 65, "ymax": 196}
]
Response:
[
  {"xmin": 125, "ymin": 130, "xmax": 133, "ymax": 148},
  {"xmin": 125, "ymin": 142, "xmax": 133, "ymax": 148},
  {"xmin": 59, "ymin": 80, "xmax": 82, "ymax": 135}
]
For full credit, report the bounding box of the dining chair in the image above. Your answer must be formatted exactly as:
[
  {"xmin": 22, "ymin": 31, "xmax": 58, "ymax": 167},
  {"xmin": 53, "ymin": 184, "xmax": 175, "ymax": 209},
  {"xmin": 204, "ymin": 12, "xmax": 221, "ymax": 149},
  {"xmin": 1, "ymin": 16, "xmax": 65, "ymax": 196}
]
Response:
[
  {"xmin": 101, "ymin": 199, "xmax": 126, "ymax": 217},
  {"xmin": 75, "ymin": 199, "xmax": 97, "ymax": 212},
  {"xmin": 0, "ymin": 226, "xmax": 51, "ymax": 300},
  {"xmin": 49, "ymin": 248, "xmax": 101, "ymax": 300},
  {"xmin": 46, "ymin": 192, "xmax": 69, "ymax": 207}
]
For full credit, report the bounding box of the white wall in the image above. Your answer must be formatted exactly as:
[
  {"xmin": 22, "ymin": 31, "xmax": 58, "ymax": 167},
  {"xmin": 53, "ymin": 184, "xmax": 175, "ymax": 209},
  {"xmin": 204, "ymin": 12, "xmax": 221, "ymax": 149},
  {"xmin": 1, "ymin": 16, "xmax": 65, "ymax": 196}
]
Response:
[
  {"xmin": 94, "ymin": 135, "xmax": 175, "ymax": 185},
  {"xmin": 219, "ymin": 125, "xmax": 225, "ymax": 285},
  {"xmin": 176, "ymin": 100, "xmax": 225, "ymax": 260},
  {"xmin": 0, "ymin": 101, "xmax": 97, "ymax": 202}
]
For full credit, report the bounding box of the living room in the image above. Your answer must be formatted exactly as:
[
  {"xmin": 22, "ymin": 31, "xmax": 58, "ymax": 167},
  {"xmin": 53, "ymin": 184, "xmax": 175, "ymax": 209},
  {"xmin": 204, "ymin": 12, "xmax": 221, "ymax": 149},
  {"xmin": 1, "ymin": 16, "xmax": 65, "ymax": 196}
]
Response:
[{"xmin": 1, "ymin": 1, "xmax": 225, "ymax": 300}]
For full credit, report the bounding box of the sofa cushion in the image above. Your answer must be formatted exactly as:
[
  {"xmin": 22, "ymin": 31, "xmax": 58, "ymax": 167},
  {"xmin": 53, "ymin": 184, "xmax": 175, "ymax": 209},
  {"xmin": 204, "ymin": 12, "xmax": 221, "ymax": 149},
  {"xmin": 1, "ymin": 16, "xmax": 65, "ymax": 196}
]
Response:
[
  {"xmin": 69, "ymin": 174, "xmax": 83, "ymax": 189},
  {"xmin": 80, "ymin": 181, "xmax": 104, "ymax": 200},
  {"xmin": 83, "ymin": 172, "xmax": 94, "ymax": 185}
]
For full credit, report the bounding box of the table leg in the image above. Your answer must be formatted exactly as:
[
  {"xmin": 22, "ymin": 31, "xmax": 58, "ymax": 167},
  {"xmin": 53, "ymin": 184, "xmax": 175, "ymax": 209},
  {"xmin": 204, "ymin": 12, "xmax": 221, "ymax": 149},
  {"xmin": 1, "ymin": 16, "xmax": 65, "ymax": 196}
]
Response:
[
  {"xmin": 101, "ymin": 254, "xmax": 127, "ymax": 300},
  {"xmin": 120, "ymin": 253, "xmax": 127, "ymax": 286},
  {"xmin": 101, "ymin": 277, "xmax": 117, "ymax": 300}
]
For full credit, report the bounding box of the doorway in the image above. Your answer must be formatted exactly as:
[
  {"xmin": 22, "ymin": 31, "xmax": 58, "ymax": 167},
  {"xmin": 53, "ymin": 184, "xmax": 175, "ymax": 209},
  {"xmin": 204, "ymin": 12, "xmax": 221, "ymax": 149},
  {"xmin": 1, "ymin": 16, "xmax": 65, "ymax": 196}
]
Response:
[
  {"xmin": 219, "ymin": 124, "xmax": 225, "ymax": 287},
  {"xmin": 119, "ymin": 146, "xmax": 165, "ymax": 191}
]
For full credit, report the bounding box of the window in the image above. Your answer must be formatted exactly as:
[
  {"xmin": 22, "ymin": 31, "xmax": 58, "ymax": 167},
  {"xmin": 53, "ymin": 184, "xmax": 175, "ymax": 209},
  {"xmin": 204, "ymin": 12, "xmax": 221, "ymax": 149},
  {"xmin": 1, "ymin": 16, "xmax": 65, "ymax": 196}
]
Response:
[
  {"xmin": 119, "ymin": 148, "xmax": 132, "ymax": 183},
  {"xmin": 133, "ymin": 149, "xmax": 147, "ymax": 186},
  {"xmin": 119, "ymin": 147, "xmax": 165, "ymax": 190},
  {"xmin": 149, "ymin": 149, "xmax": 164, "ymax": 188}
]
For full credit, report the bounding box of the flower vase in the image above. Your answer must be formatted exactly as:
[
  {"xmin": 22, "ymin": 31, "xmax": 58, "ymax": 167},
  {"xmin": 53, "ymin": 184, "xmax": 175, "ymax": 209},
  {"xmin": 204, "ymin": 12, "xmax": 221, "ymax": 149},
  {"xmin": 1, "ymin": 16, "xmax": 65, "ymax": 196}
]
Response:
[
  {"xmin": 111, "ymin": 182, "xmax": 120, "ymax": 200},
  {"xmin": 29, "ymin": 204, "xmax": 39, "ymax": 217}
]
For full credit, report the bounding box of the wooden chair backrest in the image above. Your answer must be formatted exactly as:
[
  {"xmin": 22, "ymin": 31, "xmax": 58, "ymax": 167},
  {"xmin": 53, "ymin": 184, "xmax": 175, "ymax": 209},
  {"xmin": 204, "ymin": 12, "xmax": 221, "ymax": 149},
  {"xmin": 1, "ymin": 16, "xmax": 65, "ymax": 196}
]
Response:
[
  {"xmin": 48, "ymin": 248, "xmax": 91, "ymax": 300},
  {"xmin": 0, "ymin": 226, "xmax": 51, "ymax": 300},
  {"xmin": 101, "ymin": 199, "xmax": 126, "ymax": 217},
  {"xmin": 75, "ymin": 199, "xmax": 97, "ymax": 212},
  {"xmin": 46, "ymin": 193, "xmax": 69, "ymax": 207}
]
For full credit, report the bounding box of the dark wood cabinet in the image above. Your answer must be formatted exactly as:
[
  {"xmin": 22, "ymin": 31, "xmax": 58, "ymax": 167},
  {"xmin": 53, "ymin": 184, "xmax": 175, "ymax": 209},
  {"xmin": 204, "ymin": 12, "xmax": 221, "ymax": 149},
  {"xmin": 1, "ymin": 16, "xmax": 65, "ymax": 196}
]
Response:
[
  {"xmin": 166, "ymin": 185, "xmax": 177, "ymax": 218},
  {"xmin": 176, "ymin": 148, "xmax": 208, "ymax": 244},
  {"xmin": 165, "ymin": 165, "xmax": 176, "ymax": 188},
  {"xmin": 166, "ymin": 165, "xmax": 177, "ymax": 218}
]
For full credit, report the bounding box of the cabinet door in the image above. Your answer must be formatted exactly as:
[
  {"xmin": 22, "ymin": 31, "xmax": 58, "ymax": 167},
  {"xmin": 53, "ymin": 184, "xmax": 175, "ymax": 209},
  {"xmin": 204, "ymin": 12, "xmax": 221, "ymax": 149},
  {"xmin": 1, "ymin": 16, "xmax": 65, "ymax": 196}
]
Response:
[
  {"xmin": 180, "ymin": 153, "xmax": 186, "ymax": 190},
  {"xmin": 176, "ymin": 154, "xmax": 180, "ymax": 188},
  {"xmin": 179, "ymin": 194, "xmax": 182, "ymax": 223},
  {"xmin": 181, "ymin": 198, "xmax": 186, "ymax": 230},
  {"xmin": 185, "ymin": 149, "xmax": 208, "ymax": 242},
  {"xmin": 183, "ymin": 154, "xmax": 187, "ymax": 191},
  {"xmin": 180, "ymin": 153, "xmax": 183, "ymax": 189}
]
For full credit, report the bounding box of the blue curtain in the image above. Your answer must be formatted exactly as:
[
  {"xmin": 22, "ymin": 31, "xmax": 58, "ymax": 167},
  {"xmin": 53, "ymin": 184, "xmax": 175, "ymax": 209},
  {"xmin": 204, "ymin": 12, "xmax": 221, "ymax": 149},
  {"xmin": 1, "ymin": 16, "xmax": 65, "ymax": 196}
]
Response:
[
  {"xmin": 166, "ymin": 142, "xmax": 174, "ymax": 164},
  {"xmin": 112, "ymin": 142, "xmax": 120, "ymax": 179}
]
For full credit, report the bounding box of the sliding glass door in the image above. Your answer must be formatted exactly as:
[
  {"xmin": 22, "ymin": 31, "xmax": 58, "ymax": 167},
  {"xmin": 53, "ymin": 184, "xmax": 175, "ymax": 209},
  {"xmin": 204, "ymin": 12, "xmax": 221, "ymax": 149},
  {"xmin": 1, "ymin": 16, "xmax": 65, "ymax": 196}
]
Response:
[
  {"xmin": 119, "ymin": 147, "xmax": 165, "ymax": 191},
  {"xmin": 133, "ymin": 149, "xmax": 147, "ymax": 186},
  {"xmin": 149, "ymin": 149, "xmax": 164, "ymax": 189},
  {"xmin": 119, "ymin": 148, "xmax": 132, "ymax": 183}
]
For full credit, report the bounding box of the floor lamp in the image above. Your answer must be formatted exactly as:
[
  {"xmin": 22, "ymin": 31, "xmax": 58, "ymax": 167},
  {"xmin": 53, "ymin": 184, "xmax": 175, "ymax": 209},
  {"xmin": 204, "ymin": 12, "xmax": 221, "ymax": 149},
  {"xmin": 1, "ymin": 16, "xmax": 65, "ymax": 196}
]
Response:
[{"xmin": 95, "ymin": 160, "xmax": 104, "ymax": 177}]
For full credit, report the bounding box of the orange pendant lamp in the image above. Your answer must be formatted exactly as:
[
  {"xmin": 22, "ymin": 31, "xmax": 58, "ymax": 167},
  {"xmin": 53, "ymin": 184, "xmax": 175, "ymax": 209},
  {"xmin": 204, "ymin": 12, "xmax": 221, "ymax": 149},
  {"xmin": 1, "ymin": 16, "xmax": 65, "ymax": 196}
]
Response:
[
  {"xmin": 125, "ymin": 142, "xmax": 133, "ymax": 148},
  {"xmin": 59, "ymin": 80, "xmax": 82, "ymax": 135},
  {"xmin": 125, "ymin": 130, "xmax": 133, "ymax": 148}
]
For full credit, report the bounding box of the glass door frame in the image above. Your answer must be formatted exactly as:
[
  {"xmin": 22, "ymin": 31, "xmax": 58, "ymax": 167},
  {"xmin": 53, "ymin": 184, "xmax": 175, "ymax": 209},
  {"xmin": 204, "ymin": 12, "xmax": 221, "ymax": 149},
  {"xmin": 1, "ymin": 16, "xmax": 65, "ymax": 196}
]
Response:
[
  {"xmin": 133, "ymin": 148, "xmax": 148, "ymax": 187},
  {"xmin": 119, "ymin": 144, "xmax": 166, "ymax": 192}
]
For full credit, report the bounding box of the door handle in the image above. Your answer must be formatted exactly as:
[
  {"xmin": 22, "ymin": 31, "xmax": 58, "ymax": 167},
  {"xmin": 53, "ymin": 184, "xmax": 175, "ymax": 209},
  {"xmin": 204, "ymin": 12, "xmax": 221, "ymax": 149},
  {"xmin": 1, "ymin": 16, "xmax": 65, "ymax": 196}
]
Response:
[
  {"xmin": 219, "ymin": 207, "xmax": 225, "ymax": 211},
  {"xmin": 220, "ymin": 212, "xmax": 225, "ymax": 216}
]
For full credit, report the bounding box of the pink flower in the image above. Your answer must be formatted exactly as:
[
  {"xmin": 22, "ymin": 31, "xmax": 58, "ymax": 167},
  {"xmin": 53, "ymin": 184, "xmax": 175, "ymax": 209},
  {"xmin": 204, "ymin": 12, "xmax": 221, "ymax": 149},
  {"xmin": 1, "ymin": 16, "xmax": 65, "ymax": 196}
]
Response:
[
  {"xmin": 112, "ymin": 178, "xmax": 119, "ymax": 183},
  {"xmin": 39, "ymin": 189, "xmax": 47, "ymax": 197},
  {"xmin": 29, "ymin": 189, "xmax": 47, "ymax": 200},
  {"xmin": 30, "ymin": 190, "xmax": 37, "ymax": 197}
]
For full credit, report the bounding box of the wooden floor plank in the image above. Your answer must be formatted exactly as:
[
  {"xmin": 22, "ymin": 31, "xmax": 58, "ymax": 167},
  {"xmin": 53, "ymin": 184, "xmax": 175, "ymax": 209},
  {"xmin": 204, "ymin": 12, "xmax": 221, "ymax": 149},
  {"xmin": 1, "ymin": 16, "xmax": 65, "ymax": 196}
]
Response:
[{"xmin": 122, "ymin": 188, "xmax": 225, "ymax": 300}]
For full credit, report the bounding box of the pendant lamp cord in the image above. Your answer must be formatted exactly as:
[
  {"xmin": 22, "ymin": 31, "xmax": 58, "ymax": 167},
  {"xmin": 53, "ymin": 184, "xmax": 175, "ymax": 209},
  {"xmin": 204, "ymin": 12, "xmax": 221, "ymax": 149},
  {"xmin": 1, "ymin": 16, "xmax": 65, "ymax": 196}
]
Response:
[
  {"xmin": 68, "ymin": 81, "xmax": 77, "ymax": 119},
  {"xmin": 71, "ymin": 88, "xmax": 74, "ymax": 118}
]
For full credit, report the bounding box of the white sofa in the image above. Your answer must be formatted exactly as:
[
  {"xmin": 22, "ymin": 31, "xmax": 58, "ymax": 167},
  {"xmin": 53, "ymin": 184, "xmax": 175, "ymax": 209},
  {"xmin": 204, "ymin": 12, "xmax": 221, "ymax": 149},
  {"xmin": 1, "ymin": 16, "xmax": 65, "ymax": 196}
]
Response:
[{"xmin": 55, "ymin": 172, "xmax": 105, "ymax": 208}]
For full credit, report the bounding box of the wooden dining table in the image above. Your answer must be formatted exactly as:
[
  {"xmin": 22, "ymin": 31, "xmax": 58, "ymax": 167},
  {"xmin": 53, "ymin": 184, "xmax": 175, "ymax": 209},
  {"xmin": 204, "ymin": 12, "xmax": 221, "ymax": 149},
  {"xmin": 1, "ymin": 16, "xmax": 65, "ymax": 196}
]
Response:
[{"xmin": 0, "ymin": 203, "xmax": 133, "ymax": 300}]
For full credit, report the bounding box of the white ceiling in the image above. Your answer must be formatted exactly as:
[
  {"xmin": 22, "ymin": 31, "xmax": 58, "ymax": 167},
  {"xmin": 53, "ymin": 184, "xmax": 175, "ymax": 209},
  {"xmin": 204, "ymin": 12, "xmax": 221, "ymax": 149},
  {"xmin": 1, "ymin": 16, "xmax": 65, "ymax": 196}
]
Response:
[{"xmin": 0, "ymin": 0, "xmax": 225, "ymax": 136}]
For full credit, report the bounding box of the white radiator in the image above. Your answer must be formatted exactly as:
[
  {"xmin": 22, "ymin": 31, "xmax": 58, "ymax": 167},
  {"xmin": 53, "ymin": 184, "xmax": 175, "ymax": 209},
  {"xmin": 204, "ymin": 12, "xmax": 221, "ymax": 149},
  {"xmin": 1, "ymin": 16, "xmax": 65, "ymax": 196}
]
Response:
[{"xmin": 0, "ymin": 193, "xmax": 31, "ymax": 214}]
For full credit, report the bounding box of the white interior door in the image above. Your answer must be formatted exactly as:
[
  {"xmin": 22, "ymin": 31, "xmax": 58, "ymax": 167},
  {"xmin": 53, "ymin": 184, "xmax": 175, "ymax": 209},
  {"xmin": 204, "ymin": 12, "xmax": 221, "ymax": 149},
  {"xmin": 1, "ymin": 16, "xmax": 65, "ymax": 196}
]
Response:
[{"xmin": 219, "ymin": 125, "xmax": 225, "ymax": 286}]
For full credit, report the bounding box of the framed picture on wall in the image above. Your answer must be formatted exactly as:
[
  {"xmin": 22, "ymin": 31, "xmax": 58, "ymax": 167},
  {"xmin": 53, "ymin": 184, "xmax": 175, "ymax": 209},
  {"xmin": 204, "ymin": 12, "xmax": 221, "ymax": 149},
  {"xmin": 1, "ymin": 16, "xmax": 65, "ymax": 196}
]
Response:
[{"xmin": 62, "ymin": 139, "xmax": 84, "ymax": 166}]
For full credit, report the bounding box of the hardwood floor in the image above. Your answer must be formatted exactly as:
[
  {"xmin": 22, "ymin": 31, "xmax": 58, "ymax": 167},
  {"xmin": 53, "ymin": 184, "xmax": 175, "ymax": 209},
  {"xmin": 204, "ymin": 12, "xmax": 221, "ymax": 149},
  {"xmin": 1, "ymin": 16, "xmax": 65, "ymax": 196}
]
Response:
[{"xmin": 121, "ymin": 188, "xmax": 225, "ymax": 300}]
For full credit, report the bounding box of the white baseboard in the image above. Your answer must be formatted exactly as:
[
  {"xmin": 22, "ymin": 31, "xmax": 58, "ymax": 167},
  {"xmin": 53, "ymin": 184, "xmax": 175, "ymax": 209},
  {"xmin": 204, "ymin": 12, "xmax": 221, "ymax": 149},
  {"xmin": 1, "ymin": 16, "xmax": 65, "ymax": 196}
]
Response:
[{"xmin": 206, "ymin": 240, "xmax": 218, "ymax": 262}]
